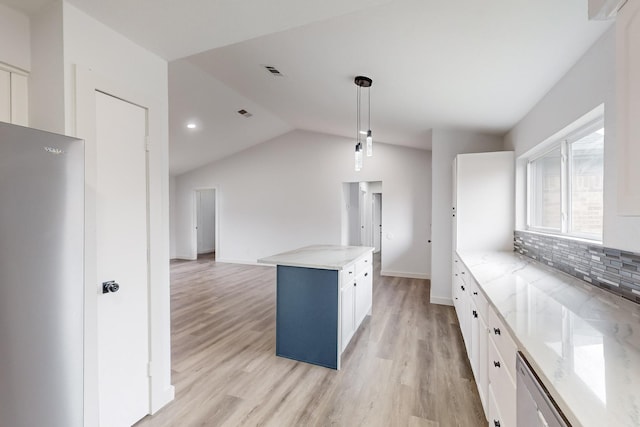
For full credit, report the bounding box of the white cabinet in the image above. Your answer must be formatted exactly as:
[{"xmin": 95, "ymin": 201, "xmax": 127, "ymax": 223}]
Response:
[
  {"xmin": 340, "ymin": 252, "xmax": 373, "ymax": 353},
  {"xmin": 0, "ymin": 67, "xmax": 28, "ymax": 126},
  {"xmin": 616, "ymin": 0, "xmax": 640, "ymax": 215},
  {"xmin": 0, "ymin": 70, "xmax": 10, "ymax": 123},
  {"xmin": 340, "ymin": 277, "xmax": 355, "ymax": 351},
  {"xmin": 486, "ymin": 307, "xmax": 517, "ymax": 427},
  {"xmin": 453, "ymin": 151, "xmax": 514, "ymax": 253},
  {"xmin": 355, "ymin": 266, "xmax": 373, "ymax": 327},
  {"xmin": 451, "ymin": 152, "xmax": 514, "ymax": 422},
  {"xmin": 455, "ymin": 255, "xmax": 518, "ymax": 425}
]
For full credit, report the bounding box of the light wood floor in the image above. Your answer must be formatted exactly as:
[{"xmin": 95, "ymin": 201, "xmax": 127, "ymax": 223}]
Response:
[{"xmin": 135, "ymin": 254, "xmax": 485, "ymax": 427}]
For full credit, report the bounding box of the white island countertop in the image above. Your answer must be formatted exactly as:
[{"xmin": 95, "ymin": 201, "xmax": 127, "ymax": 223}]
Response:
[
  {"xmin": 258, "ymin": 245, "xmax": 374, "ymax": 270},
  {"xmin": 458, "ymin": 250, "xmax": 640, "ymax": 427}
]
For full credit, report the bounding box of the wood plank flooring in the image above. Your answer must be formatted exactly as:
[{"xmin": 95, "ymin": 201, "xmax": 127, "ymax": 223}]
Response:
[{"xmin": 135, "ymin": 254, "xmax": 485, "ymax": 427}]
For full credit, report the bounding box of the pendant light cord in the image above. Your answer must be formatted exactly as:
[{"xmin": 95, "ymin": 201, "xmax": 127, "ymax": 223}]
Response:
[
  {"xmin": 357, "ymin": 84, "xmax": 361, "ymax": 144},
  {"xmin": 368, "ymin": 85, "xmax": 371, "ymax": 131}
]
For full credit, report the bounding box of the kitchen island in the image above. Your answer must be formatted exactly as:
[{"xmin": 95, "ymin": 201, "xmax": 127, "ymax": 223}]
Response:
[{"xmin": 259, "ymin": 245, "xmax": 374, "ymax": 369}]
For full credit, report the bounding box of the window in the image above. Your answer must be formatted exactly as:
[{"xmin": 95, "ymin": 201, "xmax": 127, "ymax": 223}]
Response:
[{"xmin": 527, "ymin": 119, "xmax": 604, "ymax": 240}]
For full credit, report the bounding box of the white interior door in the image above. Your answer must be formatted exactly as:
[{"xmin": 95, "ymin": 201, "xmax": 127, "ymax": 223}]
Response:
[
  {"xmin": 196, "ymin": 189, "xmax": 215, "ymax": 255},
  {"xmin": 373, "ymin": 193, "xmax": 382, "ymax": 253},
  {"xmin": 359, "ymin": 190, "xmax": 366, "ymax": 245},
  {"xmin": 96, "ymin": 91, "xmax": 150, "ymax": 427}
]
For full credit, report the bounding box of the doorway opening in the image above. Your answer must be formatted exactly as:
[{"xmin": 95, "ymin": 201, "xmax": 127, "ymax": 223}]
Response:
[
  {"xmin": 195, "ymin": 189, "xmax": 217, "ymax": 261},
  {"xmin": 341, "ymin": 181, "xmax": 382, "ymax": 254}
]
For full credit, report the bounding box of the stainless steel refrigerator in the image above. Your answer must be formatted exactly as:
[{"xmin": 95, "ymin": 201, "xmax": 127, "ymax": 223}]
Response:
[{"xmin": 0, "ymin": 122, "xmax": 84, "ymax": 427}]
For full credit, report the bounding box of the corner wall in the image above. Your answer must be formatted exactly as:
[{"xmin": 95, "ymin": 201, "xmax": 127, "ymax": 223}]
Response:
[
  {"xmin": 429, "ymin": 130, "xmax": 504, "ymax": 305},
  {"xmin": 174, "ymin": 129, "xmax": 432, "ymax": 279},
  {"xmin": 63, "ymin": 3, "xmax": 173, "ymax": 424}
]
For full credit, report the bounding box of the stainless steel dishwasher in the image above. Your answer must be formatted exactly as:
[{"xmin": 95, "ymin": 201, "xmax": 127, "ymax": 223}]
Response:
[{"xmin": 516, "ymin": 352, "xmax": 570, "ymax": 427}]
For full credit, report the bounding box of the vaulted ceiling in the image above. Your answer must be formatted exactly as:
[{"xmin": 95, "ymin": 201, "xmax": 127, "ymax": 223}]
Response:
[{"xmin": 4, "ymin": 0, "xmax": 611, "ymax": 174}]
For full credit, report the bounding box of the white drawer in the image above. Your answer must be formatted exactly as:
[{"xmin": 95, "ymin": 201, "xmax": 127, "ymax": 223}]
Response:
[
  {"xmin": 488, "ymin": 308, "xmax": 518, "ymax": 381},
  {"xmin": 341, "ymin": 263, "xmax": 355, "ymax": 286},
  {"xmin": 469, "ymin": 277, "xmax": 488, "ymax": 321},
  {"xmin": 488, "ymin": 338, "xmax": 516, "ymax": 427},
  {"xmin": 355, "ymin": 253, "xmax": 372, "ymax": 275}
]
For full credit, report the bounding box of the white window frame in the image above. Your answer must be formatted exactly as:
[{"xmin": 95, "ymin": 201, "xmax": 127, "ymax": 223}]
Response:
[{"xmin": 526, "ymin": 117, "xmax": 604, "ymax": 242}]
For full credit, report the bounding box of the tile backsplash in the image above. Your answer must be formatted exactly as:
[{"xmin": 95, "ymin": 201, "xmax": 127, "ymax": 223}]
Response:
[{"xmin": 514, "ymin": 230, "xmax": 640, "ymax": 304}]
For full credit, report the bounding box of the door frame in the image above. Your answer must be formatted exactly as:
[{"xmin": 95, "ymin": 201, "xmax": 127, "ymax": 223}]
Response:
[
  {"xmin": 75, "ymin": 65, "xmax": 174, "ymax": 426},
  {"xmin": 191, "ymin": 187, "xmax": 219, "ymax": 260}
]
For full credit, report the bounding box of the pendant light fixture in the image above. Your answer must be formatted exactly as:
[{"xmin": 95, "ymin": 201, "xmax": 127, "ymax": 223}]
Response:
[{"xmin": 354, "ymin": 75, "xmax": 373, "ymax": 170}]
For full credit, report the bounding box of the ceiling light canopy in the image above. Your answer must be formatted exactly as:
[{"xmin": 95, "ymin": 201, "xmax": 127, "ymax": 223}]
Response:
[{"xmin": 354, "ymin": 75, "xmax": 373, "ymax": 171}]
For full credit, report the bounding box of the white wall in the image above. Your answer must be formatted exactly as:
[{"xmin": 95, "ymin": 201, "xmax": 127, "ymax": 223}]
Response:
[
  {"xmin": 0, "ymin": 4, "xmax": 30, "ymax": 71},
  {"xmin": 64, "ymin": 4, "xmax": 173, "ymax": 423},
  {"xmin": 174, "ymin": 129, "xmax": 432, "ymax": 278},
  {"xmin": 505, "ymin": 28, "xmax": 640, "ymax": 253},
  {"xmin": 30, "ymin": 1, "xmax": 65, "ymax": 134},
  {"xmin": 430, "ymin": 130, "xmax": 504, "ymax": 305}
]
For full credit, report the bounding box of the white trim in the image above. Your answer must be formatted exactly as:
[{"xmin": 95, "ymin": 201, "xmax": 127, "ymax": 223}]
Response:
[
  {"xmin": 172, "ymin": 254, "xmax": 197, "ymax": 261},
  {"xmin": 0, "ymin": 61, "xmax": 29, "ymax": 75},
  {"xmin": 380, "ymin": 270, "xmax": 429, "ymax": 280},
  {"xmin": 218, "ymin": 258, "xmax": 275, "ymax": 267},
  {"xmin": 430, "ymin": 296, "xmax": 454, "ymax": 306}
]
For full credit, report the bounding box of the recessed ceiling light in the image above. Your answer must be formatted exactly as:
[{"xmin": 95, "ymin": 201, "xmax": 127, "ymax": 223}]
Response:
[{"xmin": 187, "ymin": 123, "xmax": 197, "ymax": 129}]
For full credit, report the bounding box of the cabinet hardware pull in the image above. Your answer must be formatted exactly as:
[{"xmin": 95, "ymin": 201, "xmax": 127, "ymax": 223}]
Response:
[
  {"xmin": 461, "ymin": 271, "xmax": 465, "ymax": 274},
  {"xmin": 494, "ymin": 328, "xmax": 501, "ymax": 335},
  {"xmin": 473, "ymin": 291, "xmax": 478, "ymax": 295},
  {"xmin": 461, "ymin": 285, "xmax": 465, "ymax": 291},
  {"xmin": 493, "ymin": 361, "xmax": 501, "ymax": 368},
  {"xmin": 473, "ymin": 310, "xmax": 478, "ymax": 318},
  {"xmin": 494, "ymin": 421, "xmax": 500, "ymax": 427},
  {"xmin": 364, "ymin": 273, "xmax": 368, "ymax": 277}
]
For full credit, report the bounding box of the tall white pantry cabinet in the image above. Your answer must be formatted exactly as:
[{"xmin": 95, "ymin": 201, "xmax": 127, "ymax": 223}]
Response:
[
  {"xmin": 451, "ymin": 151, "xmax": 515, "ymax": 425},
  {"xmin": 616, "ymin": 0, "xmax": 640, "ymax": 215}
]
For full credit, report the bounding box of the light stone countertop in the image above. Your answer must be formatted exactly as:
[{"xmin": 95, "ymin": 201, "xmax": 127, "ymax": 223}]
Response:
[
  {"xmin": 458, "ymin": 250, "xmax": 640, "ymax": 427},
  {"xmin": 258, "ymin": 245, "xmax": 374, "ymax": 270}
]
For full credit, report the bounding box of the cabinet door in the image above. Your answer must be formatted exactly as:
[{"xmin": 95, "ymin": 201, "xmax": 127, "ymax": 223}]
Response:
[
  {"xmin": 469, "ymin": 297, "xmax": 479, "ymax": 377},
  {"xmin": 341, "ymin": 281, "xmax": 355, "ymax": 353},
  {"xmin": 10, "ymin": 73, "xmax": 28, "ymax": 126},
  {"xmin": 478, "ymin": 313, "xmax": 489, "ymax": 417},
  {"xmin": 355, "ymin": 266, "xmax": 373, "ymax": 327},
  {"xmin": 617, "ymin": 0, "xmax": 640, "ymax": 214},
  {"xmin": 0, "ymin": 70, "xmax": 10, "ymax": 123}
]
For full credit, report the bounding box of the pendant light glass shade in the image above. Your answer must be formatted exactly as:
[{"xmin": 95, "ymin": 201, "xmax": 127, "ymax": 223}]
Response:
[
  {"xmin": 355, "ymin": 142, "xmax": 363, "ymax": 171},
  {"xmin": 366, "ymin": 130, "xmax": 373, "ymax": 157}
]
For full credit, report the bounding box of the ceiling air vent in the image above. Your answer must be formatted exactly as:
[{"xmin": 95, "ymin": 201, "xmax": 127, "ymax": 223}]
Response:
[
  {"xmin": 263, "ymin": 65, "xmax": 283, "ymax": 77},
  {"xmin": 237, "ymin": 109, "xmax": 253, "ymax": 118}
]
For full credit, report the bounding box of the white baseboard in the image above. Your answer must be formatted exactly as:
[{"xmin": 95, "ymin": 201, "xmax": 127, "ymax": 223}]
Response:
[
  {"xmin": 380, "ymin": 270, "xmax": 429, "ymax": 280},
  {"xmin": 430, "ymin": 296, "xmax": 454, "ymax": 306},
  {"xmin": 151, "ymin": 385, "xmax": 175, "ymax": 414},
  {"xmin": 172, "ymin": 254, "xmax": 196, "ymax": 261},
  {"xmin": 217, "ymin": 258, "xmax": 275, "ymax": 267}
]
